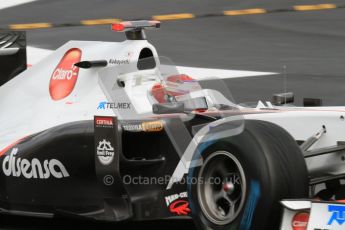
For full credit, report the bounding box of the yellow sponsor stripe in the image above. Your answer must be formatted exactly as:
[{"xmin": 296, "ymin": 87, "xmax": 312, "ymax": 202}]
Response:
[
  {"xmin": 81, "ymin": 18, "xmax": 121, "ymax": 26},
  {"xmin": 152, "ymin": 13, "xmax": 195, "ymax": 21},
  {"xmin": 9, "ymin": 23, "xmax": 52, "ymax": 30},
  {"xmin": 224, "ymin": 8, "xmax": 267, "ymax": 16},
  {"xmin": 293, "ymin": 4, "xmax": 337, "ymax": 11}
]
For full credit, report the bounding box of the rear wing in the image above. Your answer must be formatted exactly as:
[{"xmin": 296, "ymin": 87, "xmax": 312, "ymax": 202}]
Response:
[{"xmin": 0, "ymin": 31, "xmax": 27, "ymax": 86}]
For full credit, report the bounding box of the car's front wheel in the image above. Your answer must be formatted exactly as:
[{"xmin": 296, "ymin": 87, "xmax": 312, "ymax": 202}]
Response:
[{"xmin": 188, "ymin": 120, "xmax": 309, "ymax": 230}]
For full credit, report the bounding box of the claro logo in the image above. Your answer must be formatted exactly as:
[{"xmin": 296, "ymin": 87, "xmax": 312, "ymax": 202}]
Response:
[
  {"xmin": 292, "ymin": 212, "xmax": 309, "ymax": 230},
  {"xmin": 2, "ymin": 148, "xmax": 69, "ymax": 179},
  {"xmin": 49, "ymin": 48, "xmax": 82, "ymax": 100}
]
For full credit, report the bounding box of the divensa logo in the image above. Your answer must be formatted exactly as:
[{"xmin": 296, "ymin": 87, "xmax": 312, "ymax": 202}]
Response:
[
  {"xmin": 2, "ymin": 148, "xmax": 69, "ymax": 179},
  {"xmin": 49, "ymin": 48, "xmax": 82, "ymax": 100}
]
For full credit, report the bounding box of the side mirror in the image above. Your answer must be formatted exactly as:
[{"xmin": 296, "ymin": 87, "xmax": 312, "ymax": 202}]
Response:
[
  {"xmin": 272, "ymin": 92, "xmax": 294, "ymax": 105},
  {"xmin": 152, "ymin": 102, "xmax": 185, "ymax": 114}
]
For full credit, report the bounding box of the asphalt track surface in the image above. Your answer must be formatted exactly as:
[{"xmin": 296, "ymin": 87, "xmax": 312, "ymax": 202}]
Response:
[
  {"xmin": 1, "ymin": 0, "xmax": 345, "ymax": 105},
  {"xmin": 0, "ymin": 0, "xmax": 345, "ymax": 229}
]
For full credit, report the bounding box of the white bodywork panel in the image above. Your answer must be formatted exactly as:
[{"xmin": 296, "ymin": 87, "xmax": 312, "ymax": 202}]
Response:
[
  {"xmin": 280, "ymin": 200, "xmax": 311, "ymax": 230},
  {"xmin": 0, "ymin": 39, "xmax": 157, "ymax": 150},
  {"xmin": 280, "ymin": 200, "xmax": 345, "ymax": 230},
  {"xmin": 167, "ymin": 107, "xmax": 345, "ymax": 188},
  {"xmin": 245, "ymin": 110, "xmax": 345, "ymax": 177}
]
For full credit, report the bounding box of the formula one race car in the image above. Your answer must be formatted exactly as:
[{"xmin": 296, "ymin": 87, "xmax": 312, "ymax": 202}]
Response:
[{"xmin": 1, "ymin": 21, "xmax": 345, "ymax": 230}]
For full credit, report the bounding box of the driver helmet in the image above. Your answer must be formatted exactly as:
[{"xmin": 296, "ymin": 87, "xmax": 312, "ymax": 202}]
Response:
[{"xmin": 150, "ymin": 74, "xmax": 200, "ymax": 103}]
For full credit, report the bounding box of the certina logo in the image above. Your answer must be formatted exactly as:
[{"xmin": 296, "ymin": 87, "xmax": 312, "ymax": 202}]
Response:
[
  {"xmin": 2, "ymin": 148, "xmax": 69, "ymax": 179},
  {"xmin": 49, "ymin": 48, "xmax": 82, "ymax": 101},
  {"xmin": 0, "ymin": 33, "xmax": 20, "ymax": 56},
  {"xmin": 97, "ymin": 139, "xmax": 115, "ymax": 165},
  {"xmin": 95, "ymin": 117, "xmax": 113, "ymax": 126}
]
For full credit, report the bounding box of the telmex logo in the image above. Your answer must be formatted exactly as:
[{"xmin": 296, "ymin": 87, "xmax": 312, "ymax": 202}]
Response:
[
  {"xmin": 328, "ymin": 205, "xmax": 345, "ymax": 225},
  {"xmin": 2, "ymin": 148, "xmax": 69, "ymax": 179},
  {"xmin": 49, "ymin": 48, "xmax": 82, "ymax": 100}
]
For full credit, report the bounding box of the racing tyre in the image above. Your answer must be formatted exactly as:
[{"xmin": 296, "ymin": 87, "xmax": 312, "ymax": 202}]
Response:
[{"xmin": 188, "ymin": 120, "xmax": 308, "ymax": 230}]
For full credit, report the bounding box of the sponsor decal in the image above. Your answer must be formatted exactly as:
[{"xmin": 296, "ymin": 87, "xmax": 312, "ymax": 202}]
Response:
[
  {"xmin": 96, "ymin": 139, "xmax": 115, "ymax": 165},
  {"xmin": 142, "ymin": 120, "xmax": 164, "ymax": 132},
  {"xmin": 94, "ymin": 116, "xmax": 119, "ymax": 187},
  {"xmin": 2, "ymin": 148, "xmax": 69, "ymax": 179},
  {"xmin": 328, "ymin": 205, "xmax": 345, "ymax": 225},
  {"xmin": 292, "ymin": 212, "xmax": 309, "ymax": 230},
  {"xmin": 165, "ymin": 192, "xmax": 188, "ymax": 206},
  {"xmin": 306, "ymin": 202, "xmax": 345, "ymax": 230},
  {"xmin": 49, "ymin": 48, "xmax": 82, "ymax": 100},
  {"xmin": 165, "ymin": 192, "xmax": 190, "ymax": 216},
  {"xmin": 108, "ymin": 59, "xmax": 130, "ymax": 65},
  {"xmin": 169, "ymin": 200, "xmax": 191, "ymax": 216},
  {"xmin": 122, "ymin": 124, "xmax": 143, "ymax": 132},
  {"xmin": 97, "ymin": 101, "xmax": 131, "ymax": 110},
  {"xmin": 108, "ymin": 52, "xmax": 133, "ymax": 65},
  {"xmin": 122, "ymin": 120, "xmax": 164, "ymax": 132},
  {"xmin": 95, "ymin": 117, "xmax": 113, "ymax": 126}
]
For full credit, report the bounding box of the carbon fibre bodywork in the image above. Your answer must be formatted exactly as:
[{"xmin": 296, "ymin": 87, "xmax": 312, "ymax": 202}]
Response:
[{"xmin": 0, "ymin": 114, "xmax": 212, "ymax": 221}]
